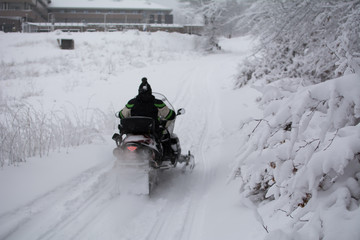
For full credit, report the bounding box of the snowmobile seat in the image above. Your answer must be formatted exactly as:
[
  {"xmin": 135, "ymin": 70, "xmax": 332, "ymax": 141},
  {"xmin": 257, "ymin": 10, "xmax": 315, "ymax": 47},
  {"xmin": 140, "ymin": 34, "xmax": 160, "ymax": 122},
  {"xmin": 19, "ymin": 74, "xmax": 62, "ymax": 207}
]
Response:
[{"xmin": 120, "ymin": 116, "xmax": 156, "ymax": 135}]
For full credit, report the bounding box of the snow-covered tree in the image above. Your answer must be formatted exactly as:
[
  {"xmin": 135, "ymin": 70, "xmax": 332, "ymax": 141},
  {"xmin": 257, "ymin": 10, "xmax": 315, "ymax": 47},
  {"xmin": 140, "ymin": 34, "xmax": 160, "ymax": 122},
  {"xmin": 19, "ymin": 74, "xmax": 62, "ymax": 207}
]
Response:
[
  {"xmin": 232, "ymin": 0, "xmax": 360, "ymax": 238},
  {"xmin": 180, "ymin": 0, "xmax": 250, "ymax": 50},
  {"xmin": 236, "ymin": 0, "xmax": 360, "ymax": 86}
]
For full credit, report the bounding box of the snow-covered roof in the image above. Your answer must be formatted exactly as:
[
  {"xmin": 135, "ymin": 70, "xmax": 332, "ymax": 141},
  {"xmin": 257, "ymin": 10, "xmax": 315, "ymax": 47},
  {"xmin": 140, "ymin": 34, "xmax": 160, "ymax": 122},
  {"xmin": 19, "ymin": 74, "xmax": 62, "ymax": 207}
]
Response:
[{"xmin": 49, "ymin": 0, "xmax": 172, "ymax": 11}]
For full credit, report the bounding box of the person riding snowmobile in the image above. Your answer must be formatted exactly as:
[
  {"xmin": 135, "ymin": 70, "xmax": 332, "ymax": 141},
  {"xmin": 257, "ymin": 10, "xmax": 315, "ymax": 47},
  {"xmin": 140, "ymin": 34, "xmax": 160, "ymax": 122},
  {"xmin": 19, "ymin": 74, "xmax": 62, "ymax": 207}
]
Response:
[
  {"xmin": 118, "ymin": 77, "xmax": 175, "ymax": 130},
  {"xmin": 115, "ymin": 77, "xmax": 177, "ymax": 162}
]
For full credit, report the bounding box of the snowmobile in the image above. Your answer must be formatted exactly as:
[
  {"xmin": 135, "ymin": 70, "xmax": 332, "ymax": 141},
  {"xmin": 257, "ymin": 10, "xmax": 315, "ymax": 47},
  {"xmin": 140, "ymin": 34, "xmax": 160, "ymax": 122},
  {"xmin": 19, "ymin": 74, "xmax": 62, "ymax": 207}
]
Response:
[{"xmin": 112, "ymin": 93, "xmax": 195, "ymax": 195}]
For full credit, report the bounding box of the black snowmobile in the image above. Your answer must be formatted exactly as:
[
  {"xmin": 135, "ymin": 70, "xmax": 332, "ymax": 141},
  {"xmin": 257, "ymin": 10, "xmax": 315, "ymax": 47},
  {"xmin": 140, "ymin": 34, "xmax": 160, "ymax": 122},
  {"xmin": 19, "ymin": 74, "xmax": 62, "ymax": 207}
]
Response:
[{"xmin": 112, "ymin": 93, "xmax": 194, "ymax": 194}]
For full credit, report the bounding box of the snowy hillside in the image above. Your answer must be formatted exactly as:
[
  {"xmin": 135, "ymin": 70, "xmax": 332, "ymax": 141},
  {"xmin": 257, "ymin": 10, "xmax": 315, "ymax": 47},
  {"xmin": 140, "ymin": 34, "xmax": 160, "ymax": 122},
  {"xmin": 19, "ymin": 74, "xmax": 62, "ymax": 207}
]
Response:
[{"xmin": 1, "ymin": 29, "xmax": 359, "ymax": 240}]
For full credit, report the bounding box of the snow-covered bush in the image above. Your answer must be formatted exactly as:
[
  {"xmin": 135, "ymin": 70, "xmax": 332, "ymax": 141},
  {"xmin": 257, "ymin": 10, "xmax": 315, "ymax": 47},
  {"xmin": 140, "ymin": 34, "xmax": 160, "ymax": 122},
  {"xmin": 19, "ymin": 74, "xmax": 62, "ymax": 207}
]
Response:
[
  {"xmin": 232, "ymin": 1, "xmax": 360, "ymax": 236},
  {"xmin": 233, "ymin": 74, "xmax": 360, "ymax": 237},
  {"xmin": 0, "ymin": 101, "xmax": 110, "ymax": 166}
]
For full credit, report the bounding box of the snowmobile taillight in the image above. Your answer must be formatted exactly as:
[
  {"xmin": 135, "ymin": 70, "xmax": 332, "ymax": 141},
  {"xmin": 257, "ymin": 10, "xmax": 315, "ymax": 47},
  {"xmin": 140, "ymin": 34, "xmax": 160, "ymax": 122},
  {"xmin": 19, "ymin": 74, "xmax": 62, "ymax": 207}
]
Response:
[{"xmin": 127, "ymin": 146, "xmax": 138, "ymax": 152}]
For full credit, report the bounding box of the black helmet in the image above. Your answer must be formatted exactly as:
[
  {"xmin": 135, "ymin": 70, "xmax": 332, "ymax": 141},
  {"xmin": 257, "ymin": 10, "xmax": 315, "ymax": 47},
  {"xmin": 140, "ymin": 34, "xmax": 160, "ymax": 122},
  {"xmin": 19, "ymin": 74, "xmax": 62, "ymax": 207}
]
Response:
[{"xmin": 138, "ymin": 77, "xmax": 152, "ymax": 95}]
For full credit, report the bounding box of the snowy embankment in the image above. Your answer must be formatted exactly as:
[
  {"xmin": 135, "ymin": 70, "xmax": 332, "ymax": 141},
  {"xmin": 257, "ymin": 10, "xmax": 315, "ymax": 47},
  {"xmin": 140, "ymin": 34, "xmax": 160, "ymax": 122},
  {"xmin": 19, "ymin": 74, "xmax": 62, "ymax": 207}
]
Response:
[
  {"xmin": 234, "ymin": 74, "xmax": 360, "ymax": 239},
  {"xmin": 0, "ymin": 31, "xmax": 267, "ymax": 239}
]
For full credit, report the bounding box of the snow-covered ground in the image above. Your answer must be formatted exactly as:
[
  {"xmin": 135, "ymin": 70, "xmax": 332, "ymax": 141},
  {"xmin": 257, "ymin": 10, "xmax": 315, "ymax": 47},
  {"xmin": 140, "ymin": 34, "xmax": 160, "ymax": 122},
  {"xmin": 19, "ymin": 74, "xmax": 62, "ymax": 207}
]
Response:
[
  {"xmin": 1, "ymin": 30, "xmax": 359, "ymax": 240},
  {"xmin": 0, "ymin": 31, "xmax": 266, "ymax": 239}
]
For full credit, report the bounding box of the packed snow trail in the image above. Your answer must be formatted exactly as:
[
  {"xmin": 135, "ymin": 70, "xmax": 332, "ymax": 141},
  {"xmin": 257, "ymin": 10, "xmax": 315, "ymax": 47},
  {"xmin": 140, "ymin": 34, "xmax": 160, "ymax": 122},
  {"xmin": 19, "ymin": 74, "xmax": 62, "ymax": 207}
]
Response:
[{"xmin": 0, "ymin": 48, "xmax": 265, "ymax": 239}]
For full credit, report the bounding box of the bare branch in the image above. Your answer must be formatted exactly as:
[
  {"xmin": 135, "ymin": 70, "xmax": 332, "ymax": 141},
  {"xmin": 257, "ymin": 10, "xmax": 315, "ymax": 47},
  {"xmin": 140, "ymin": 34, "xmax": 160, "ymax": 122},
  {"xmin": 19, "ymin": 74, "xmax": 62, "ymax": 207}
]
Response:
[{"xmin": 323, "ymin": 129, "xmax": 339, "ymax": 151}]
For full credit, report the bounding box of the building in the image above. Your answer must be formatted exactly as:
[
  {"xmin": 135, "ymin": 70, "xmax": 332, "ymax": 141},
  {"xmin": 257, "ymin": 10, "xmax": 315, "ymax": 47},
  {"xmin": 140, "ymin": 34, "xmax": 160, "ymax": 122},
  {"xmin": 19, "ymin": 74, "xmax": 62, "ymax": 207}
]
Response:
[
  {"xmin": 0, "ymin": 0, "xmax": 49, "ymax": 32},
  {"xmin": 0, "ymin": 0, "xmax": 177, "ymax": 32},
  {"xmin": 48, "ymin": 0, "xmax": 173, "ymax": 25}
]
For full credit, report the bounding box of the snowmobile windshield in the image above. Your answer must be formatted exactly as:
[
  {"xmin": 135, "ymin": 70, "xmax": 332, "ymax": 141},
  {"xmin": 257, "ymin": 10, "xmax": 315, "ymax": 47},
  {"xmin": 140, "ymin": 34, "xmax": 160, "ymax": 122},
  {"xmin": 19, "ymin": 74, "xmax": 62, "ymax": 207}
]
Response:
[{"xmin": 152, "ymin": 92, "xmax": 175, "ymax": 112}]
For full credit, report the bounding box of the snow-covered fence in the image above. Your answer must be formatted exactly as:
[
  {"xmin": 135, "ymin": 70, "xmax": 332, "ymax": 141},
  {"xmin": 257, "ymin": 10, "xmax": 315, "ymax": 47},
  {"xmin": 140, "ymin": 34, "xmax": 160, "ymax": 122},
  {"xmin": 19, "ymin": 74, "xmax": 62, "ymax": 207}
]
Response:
[{"xmin": 0, "ymin": 101, "xmax": 110, "ymax": 167}]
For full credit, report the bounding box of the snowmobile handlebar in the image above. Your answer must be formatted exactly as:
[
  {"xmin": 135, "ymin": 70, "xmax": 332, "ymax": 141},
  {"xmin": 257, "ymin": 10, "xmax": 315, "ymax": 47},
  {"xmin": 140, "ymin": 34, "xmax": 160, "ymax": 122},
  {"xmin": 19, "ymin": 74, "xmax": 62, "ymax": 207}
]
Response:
[{"xmin": 177, "ymin": 108, "xmax": 185, "ymax": 116}]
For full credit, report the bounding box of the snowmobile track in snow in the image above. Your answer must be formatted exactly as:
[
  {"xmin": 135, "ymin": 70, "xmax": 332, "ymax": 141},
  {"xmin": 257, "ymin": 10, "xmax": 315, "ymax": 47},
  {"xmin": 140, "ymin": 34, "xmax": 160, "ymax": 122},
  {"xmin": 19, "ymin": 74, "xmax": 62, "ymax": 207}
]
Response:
[{"xmin": 0, "ymin": 161, "xmax": 113, "ymax": 240}]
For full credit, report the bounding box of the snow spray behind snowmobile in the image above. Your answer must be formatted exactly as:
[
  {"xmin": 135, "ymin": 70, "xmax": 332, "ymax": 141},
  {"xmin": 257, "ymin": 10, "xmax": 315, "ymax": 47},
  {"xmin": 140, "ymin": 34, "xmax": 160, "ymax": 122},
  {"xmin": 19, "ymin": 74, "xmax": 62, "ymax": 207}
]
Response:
[{"xmin": 112, "ymin": 93, "xmax": 194, "ymax": 195}]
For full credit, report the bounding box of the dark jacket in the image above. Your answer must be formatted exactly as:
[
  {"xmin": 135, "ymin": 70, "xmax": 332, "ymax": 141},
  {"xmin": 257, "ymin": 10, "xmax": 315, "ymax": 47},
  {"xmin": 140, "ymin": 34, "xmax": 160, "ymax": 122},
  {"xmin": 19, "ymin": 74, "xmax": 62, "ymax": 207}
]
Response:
[{"xmin": 119, "ymin": 94, "xmax": 175, "ymax": 123}]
